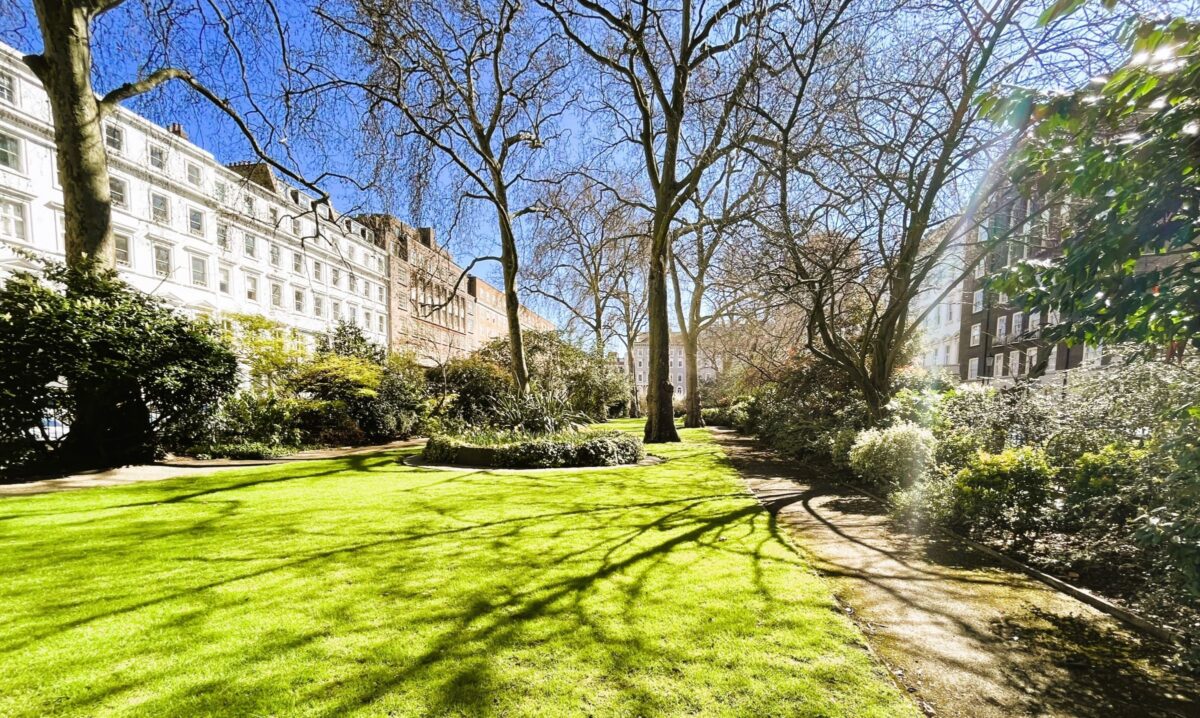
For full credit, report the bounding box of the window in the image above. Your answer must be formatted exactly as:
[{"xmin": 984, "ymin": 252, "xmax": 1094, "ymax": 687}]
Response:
[
  {"xmin": 1047, "ymin": 345, "xmax": 1058, "ymax": 373},
  {"xmin": 996, "ymin": 353, "xmax": 1007, "ymax": 377},
  {"xmin": 377, "ymin": 314, "xmax": 385, "ymax": 333},
  {"xmin": 349, "ymin": 275, "xmax": 358, "ymax": 293},
  {"xmin": 114, "ymin": 234, "xmax": 131, "ymax": 266},
  {"xmin": 999, "ymin": 292, "xmax": 1009, "ymax": 305},
  {"xmin": 292, "ymin": 252, "xmax": 303, "ymax": 273},
  {"xmin": 376, "ymin": 285, "xmax": 385, "ymax": 303},
  {"xmin": 293, "ymin": 289, "xmax": 305, "ymax": 313},
  {"xmin": 969, "ymin": 323, "xmax": 981, "ymax": 347},
  {"xmin": 0, "ymin": 132, "xmax": 21, "ymax": 171},
  {"xmin": 186, "ymin": 162, "xmax": 202, "ymax": 186},
  {"xmin": 217, "ymin": 223, "xmax": 230, "ymax": 251},
  {"xmin": 244, "ymin": 196, "xmax": 255, "ymax": 216},
  {"xmin": 271, "ymin": 243, "xmax": 284, "ymax": 267},
  {"xmin": 0, "ymin": 72, "xmax": 15, "ymax": 104},
  {"xmin": 1009, "ymin": 351, "xmax": 1020, "ymax": 377},
  {"xmin": 271, "ymin": 282, "xmax": 283, "ymax": 308},
  {"xmin": 331, "ymin": 268, "xmax": 341, "ymax": 287},
  {"xmin": 1026, "ymin": 347, "xmax": 1038, "ymax": 373},
  {"xmin": 996, "ymin": 316, "xmax": 1007, "ymax": 341},
  {"xmin": 149, "ymin": 144, "xmax": 166, "ymax": 170},
  {"xmin": 967, "ymin": 357, "xmax": 979, "ymax": 380},
  {"xmin": 1012, "ymin": 312, "xmax": 1023, "ymax": 337},
  {"xmin": 313, "ymin": 261, "xmax": 323, "ymax": 281},
  {"xmin": 245, "ymin": 274, "xmax": 259, "ymax": 302},
  {"xmin": 150, "ymin": 193, "xmax": 170, "ymax": 223},
  {"xmin": 974, "ymin": 259, "xmax": 985, "ymax": 279},
  {"xmin": 331, "ymin": 299, "xmax": 341, "ymax": 320},
  {"xmin": 219, "ymin": 266, "xmax": 230, "ymax": 294},
  {"xmin": 104, "ymin": 125, "xmax": 124, "ymax": 154},
  {"xmin": 364, "ymin": 310, "xmax": 372, "ymax": 328},
  {"xmin": 215, "ymin": 181, "xmax": 228, "ymax": 202},
  {"xmin": 972, "ymin": 289, "xmax": 984, "ymax": 313},
  {"xmin": 109, "ymin": 177, "xmax": 128, "ymax": 208},
  {"xmin": 313, "ymin": 295, "xmax": 324, "ymax": 317},
  {"xmin": 270, "ymin": 207, "xmax": 279, "ymax": 228},
  {"xmin": 0, "ymin": 198, "xmax": 26, "ymax": 240},
  {"xmin": 190, "ymin": 255, "xmax": 208, "ymax": 287},
  {"xmin": 1029, "ymin": 310, "xmax": 1040, "ymax": 333},
  {"xmin": 153, "ymin": 244, "xmax": 172, "ymax": 278},
  {"xmin": 188, "ymin": 208, "xmax": 205, "ymax": 237},
  {"xmin": 291, "ymin": 217, "xmax": 301, "ymax": 235}
]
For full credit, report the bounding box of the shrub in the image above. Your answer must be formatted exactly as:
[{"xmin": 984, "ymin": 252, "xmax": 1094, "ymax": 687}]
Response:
[
  {"xmin": 746, "ymin": 359, "xmax": 870, "ymax": 461},
  {"xmin": 287, "ymin": 353, "xmax": 425, "ymax": 444},
  {"xmin": 200, "ymin": 441, "xmax": 296, "ymax": 460},
  {"xmin": 702, "ymin": 401, "xmax": 751, "ymax": 430},
  {"xmin": 422, "ymin": 430, "xmax": 644, "ymax": 469},
  {"xmin": 490, "ymin": 391, "xmax": 589, "ymax": 435},
  {"xmin": 435, "ymin": 357, "xmax": 513, "ymax": 424},
  {"xmin": 890, "ymin": 474, "xmax": 957, "ymax": 532},
  {"xmin": 848, "ymin": 423, "xmax": 937, "ymax": 489},
  {"xmin": 203, "ymin": 392, "xmax": 308, "ymax": 449},
  {"xmin": 0, "ymin": 260, "xmax": 237, "ymax": 475},
  {"xmin": 949, "ymin": 447, "xmax": 1054, "ymax": 544}
]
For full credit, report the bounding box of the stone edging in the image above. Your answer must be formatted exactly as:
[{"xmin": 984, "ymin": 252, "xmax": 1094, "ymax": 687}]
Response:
[{"xmin": 846, "ymin": 480, "xmax": 1183, "ymax": 646}]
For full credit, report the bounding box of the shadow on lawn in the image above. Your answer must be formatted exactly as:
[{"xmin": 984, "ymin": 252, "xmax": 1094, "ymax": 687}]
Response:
[
  {"xmin": 719, "ymin": 431, "xmax": 1199, "ymax": 718},
  {"xmin": 2, "ymin": 441, "xmax": 873, "ymax": 717}
]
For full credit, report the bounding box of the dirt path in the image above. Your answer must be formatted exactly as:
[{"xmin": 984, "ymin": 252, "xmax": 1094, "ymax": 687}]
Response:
[
  {"xmin": 713, "ymin": 429, "xmax": 1199, "ymax": 718},
  {"xmin": 0, "ymin": 440, "xmax": 422, "ymax": 497}
]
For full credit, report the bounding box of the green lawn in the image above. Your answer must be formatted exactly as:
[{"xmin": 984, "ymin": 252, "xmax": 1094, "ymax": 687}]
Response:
[{"xmin": 0, "ymin": 421, "xmax": 916, "ymax": 717}]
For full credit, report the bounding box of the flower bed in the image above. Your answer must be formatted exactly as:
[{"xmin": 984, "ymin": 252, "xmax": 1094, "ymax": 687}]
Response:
[{"xmin": 422, "ymin": 430, "xmax": 645, "ymax": 469}]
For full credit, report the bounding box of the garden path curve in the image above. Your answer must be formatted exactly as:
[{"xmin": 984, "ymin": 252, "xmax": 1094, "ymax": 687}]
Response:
[
  {"xmin": 0, "ymin": 439, "xmax": 422, "ymax": 497},
  {"xmin": 713, "ymin": 428, "xmax": 1199, "ymax": 718}
]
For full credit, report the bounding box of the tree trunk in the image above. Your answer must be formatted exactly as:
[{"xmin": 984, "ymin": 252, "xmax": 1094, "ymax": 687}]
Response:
[
  {"xmin": 683, "ymin": 330, "xmax": 703, "ymax": 428},
  {"xmin": 494, "ymin": 190, "xmax": 530, "ymax": 395},
  {"xmin": 625, "ymin": 346, "xmax": 641, "ymax": 418},
  {"xmin": 643, "ymin": 214, "xmax": 680, "ymax": 443},
  {"xmin": 27, "ymin": 0, "xmax": 115, "ymax": 270}
]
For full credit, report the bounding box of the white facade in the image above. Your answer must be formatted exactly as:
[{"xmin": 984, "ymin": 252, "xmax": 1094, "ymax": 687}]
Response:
[
  {"xmin": 916, "ymin": 229, "xmax": 965, "ymax": 378},
  {"xmin": 630, "ymin": 333, "xmax": 720, "ymax": 398},
  {"xmin": 0, "ymin": 43, "xmax": 389, "ymax": 347}
]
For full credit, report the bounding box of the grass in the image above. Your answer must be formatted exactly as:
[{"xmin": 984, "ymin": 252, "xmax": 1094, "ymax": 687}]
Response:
[{"xmin": 0, "ymin": 420, "xmax": 918, "ymax": 717}]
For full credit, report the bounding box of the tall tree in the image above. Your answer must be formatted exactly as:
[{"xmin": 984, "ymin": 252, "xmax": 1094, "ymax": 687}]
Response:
[
  {"xmin": 16, "ymin": 0, "xmax": 324, "ymax": 271},
  {"xmin": 317, "ymin": 0, "xmax": 571, "ymax": 395},
  {"xmin": 526, "ymin": 178, "xmax": 629, "ymax": 352},
  {"xmin": 750, "ymin": 0, "xmax": 1121, "ymax": 420},
  {"xmin": 669, "ymin": 154, "xmax": 761, "ymax": 427},
  {"xmin": 611, "ymin": 230, "xmax": 651, "ymax": 418},
  {"xmin": 539, "ymin": 0, "xmax": 775, "ymax": 442}
]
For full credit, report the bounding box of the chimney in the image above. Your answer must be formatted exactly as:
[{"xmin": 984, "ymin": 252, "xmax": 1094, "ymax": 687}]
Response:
[{"xmin": 167, "ymin": 123, "xmax": 188, "ymax": 140}]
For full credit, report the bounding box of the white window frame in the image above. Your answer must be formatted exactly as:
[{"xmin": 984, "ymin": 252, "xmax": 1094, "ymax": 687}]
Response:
[
  {"xmin": 109, "ymin": 176, "xmax": 129, "ymax": 209},
  {"xmin": 245, "ymin": 273, "xmax": 259, "ymax": 302},
  {"xmin": 150, "ymin": 192, "xmax": 170, "ymax": 224},
  {"xmin": 244, "ymin": 234, "xmax": 257, "ymax": 259},
  {"xmin": 218, "ymin": 265, "xmax": 231, "ymax": 295},
  {"xmin": 271, "ymin": 282, "xmax": 283, "ymax": 308},
  {"xmin": 292, "ymin": 288, "xmax": 305, "ymax": 313},
  {"xmin": 1009, "ymin": 350, "xmax": 1020, "ymax": 377},
  {"xmin": 292, "ymin": 252, "xmax": 303, "ymax": 273},
  {"xmin": 0, "ymin": 71, "xmax": 16, "ymax": 105},
  {"xmin": 1012, "ymin": 312, "xmax": 1023, "ymax": 337},
  {"xmin": 189, "ymin": 254, "xmax": 209, "ymax": 287},
  {"xmin": 996, "ymin": 316, "xmax": 1007, "ymax": 341},
  {"xmin": 114, "ymin": 233, "xmax": 131, "ymax": 266},
  {"xmin": 0, "ymin": 131, "xmax": 22, "ymax": 172},
  {"xmin": 969, "ymin": 323, "xmax": 981, "ymax": 347},
  {"xmin": 152, "ymin": 243, "xmax": 172, "ymax": 278},
  {"xmin": 104, "ymin": 124, "xmax": 124, "ymax": 154},
  {"xmin": 148, "ymin": 144, "xmax": 167, "ymax": 171},
  {"xmin": 188, "ymin": 207, "xmax": 205, "ymax": 237},
  {"xmin": 186, "ymin": 162, "xmax": 203, "ymax": 187},
  {"xmin": 0, "ymin": 197, "xmax": 28, "ymax": 242},
  {"xmin": 972, "ymin": 289, "xmax": 984, "ymax": 313},
  {"xmin": 217, "ymin": 223, "xmax": 230, "ymax": 251}
]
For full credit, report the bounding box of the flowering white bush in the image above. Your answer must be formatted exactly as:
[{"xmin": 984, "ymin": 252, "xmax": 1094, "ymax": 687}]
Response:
[{"xmin": 848, "ymin": 422, "xmax": 937, "ymax": 488}]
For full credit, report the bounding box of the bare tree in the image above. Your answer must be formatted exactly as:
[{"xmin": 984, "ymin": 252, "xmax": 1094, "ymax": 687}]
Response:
[
  {"xmin": 526, "ymin": 178, "xmax": 630, "ymax": 352},
  {"xmin": 669, "ymin": 153, "xmax": 761, "ymax": 427},
  {"xmin": 13, "ymin": 0, "xmax": 332, "ymax": 272},
  {"xmin": 539, "ymin": 0, "xmax": 777, "ymax": 442},
  {"xmin": 749, "ymin": 0, "xmax": 1123, "ymax": 420},
  {"xmin": 315, "ymin": 0, "xmax": 571, "ymax": 395},
  {"xmin": 610, "ymin": 230, "xmax": 651, "ymax": 418}
]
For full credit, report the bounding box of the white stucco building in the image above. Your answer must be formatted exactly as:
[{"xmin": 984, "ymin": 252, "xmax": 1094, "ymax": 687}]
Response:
[
  {"xmin": 0, "ymin": 43, "xmax": 388, "ymax": 349},
  {"xmin": 915, "ymin": 225, "xmax": 966, "ymax": 378},
  {"xmin": 630, "ymin": 332, "xmax": 721, "ymax": 399}
]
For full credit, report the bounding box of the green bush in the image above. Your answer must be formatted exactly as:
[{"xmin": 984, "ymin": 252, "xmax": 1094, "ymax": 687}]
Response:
[
  {"xmin": 287, "ymin": 353, "xmax": 426, "ymax": 444},
  {"xmin": 434, "ymin": 357, "xmax": 513, "ymax": 424},
  {"xmin": 490, "ymin": 391, "xmax": 590, "ymax": 435},
  {"xmin": 422, "ymin": 430, "xmax": 644, "ymax": 469},
  {"xmin": 848, "ymin": 423, "xmax": 937, "ymax": 489},
  {"xmin": 702, "ymin": 401, "xmax": 751, "ymax": 430},
  {"xmin": 949, "ymin": 447, "xmax": 1054, "ymax": 544},
  {"xmin": 0, "ymin": 260, "xmax": 237, "ymax": 475},
  {"xmin": 200, "ymin": 441, "xmax": 296, "ymax": 460},
  {"xmin": 745, "ymin": 359, "xmax": 870, "ymax": 462}
]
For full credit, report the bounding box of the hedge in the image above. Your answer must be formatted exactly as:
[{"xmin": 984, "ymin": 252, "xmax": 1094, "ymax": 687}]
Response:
[{"xmin": 422, "ymin": 430, "xmax": 645, "ymax": 469}]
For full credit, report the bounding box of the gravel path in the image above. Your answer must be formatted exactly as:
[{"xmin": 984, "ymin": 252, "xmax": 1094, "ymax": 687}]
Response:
[
  {"xmin": 714, "ymin": 429, "xmax": 1199, "ymax": 718},
  {"xmin": 0, "ymin": 440, "xmax": 422, "ymax": 497}
]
